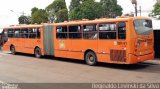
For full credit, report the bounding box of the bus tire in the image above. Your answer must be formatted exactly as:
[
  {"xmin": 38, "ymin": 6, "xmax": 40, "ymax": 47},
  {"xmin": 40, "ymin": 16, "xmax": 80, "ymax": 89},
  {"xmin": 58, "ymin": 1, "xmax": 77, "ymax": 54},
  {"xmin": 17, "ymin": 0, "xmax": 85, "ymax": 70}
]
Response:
[
  {"xmin": 10, "ymin": 45, "xmax": 16, "ymax": 55},
  {"xmin": 34, "ymin": 47, "xmax": 42, "ymax": 58},
  {"xmin": 85, "ymin": 51, "xmax": 97, "ymax": 66}
]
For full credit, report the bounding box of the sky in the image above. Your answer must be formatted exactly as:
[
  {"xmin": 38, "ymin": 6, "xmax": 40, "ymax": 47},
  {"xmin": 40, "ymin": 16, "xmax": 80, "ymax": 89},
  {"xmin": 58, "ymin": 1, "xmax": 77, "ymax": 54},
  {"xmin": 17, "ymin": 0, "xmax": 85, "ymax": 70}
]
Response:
[{"xmin": 0, "ymin": 0, "xmax": 156, "ymax": 28}]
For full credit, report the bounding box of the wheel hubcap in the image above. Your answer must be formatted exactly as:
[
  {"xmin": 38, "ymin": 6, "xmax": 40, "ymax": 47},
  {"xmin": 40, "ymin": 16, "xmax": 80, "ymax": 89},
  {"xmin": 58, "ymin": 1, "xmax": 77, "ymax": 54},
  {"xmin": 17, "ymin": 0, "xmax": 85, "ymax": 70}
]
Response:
[
  {"xmin": 36, "ymin": 49, "xmax": 41, "ymax": 57},
  {"xmin": 37, "ymin": 50, "xmax": 39, "ymax": 55},
  {"xmin": 88, "ymin": 55, "xmax": 94, "ymax": 62},
  {"xmin": 11, "ymin": 48, "xmax": 14, "ymax": 53}
]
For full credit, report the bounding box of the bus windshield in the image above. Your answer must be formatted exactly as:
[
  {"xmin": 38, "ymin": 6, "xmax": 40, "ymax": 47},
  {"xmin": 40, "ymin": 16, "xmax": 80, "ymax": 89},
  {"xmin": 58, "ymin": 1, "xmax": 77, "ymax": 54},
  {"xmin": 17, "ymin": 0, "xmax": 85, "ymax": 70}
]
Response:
[{"xmin": 134, "ymin": 19, "xmax": 152, "ymax": 35}]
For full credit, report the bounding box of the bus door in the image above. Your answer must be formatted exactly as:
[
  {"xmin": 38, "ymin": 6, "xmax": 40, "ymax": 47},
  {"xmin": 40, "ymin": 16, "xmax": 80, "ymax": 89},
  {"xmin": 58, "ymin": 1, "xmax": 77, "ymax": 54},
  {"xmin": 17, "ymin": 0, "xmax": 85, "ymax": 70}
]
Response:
[
  {"xmin": 20, "ymin": 28, "xmax": 29, "ymax": 52},
  {"xmin": 14, "ymin": 28, "xmax": 23, "ymax": 52},
  {"xmin": 67, "ymin": 25, "xmax": 83, "ymax": 59},
  {"xmin": 55, "ymin": 26, "xmax": 68, "ymax": 58},
  {"xmin": 26, "ymin": 28, "xmax": 40, "ymax": 54}
]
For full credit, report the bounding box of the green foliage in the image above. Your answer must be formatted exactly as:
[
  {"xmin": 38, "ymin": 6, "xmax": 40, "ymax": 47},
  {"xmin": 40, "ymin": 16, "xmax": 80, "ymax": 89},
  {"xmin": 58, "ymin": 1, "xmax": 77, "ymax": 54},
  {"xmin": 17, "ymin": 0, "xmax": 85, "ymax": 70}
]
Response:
[
  {"xmin": 69, "ymin": 7, "xmax": 82, "ymax": 20},
  {"xmin": 69, "ymin": 0, "xmax": 103, "ymax": 20},
  {"xmin": 69, "ymin": 0, "xmax": 81, "ymax": 20},
  {"xmin": 46, "ymin": 0, "xmax": 68, "ymax": 22},
  {"xmin": 29, "ymin": 0, "xmax": 123, "ymax": 23},
  {"xmin": 152, "ymin": 3, "xmax": 160, "ymax": 16},
  {"xmin": 79, "ymin": 0, "xmax": 103, "ymax": 20},
  {"xmin": 69, "ymin": 0, "xmax": 122, "ymax": 20},
  {"xmin": 31, "ymin": 7, "xmax": 39, "ymax": 15},
  {"xmin": 69, "ymin": 0, "xmax": 81, "ymax": 11},
  {"xmin": 56, "ymin": 9, "xmax": 68, "ymax": 22},
  {"xmin": 18, "ymin": 15, "xmax": 31, "ymax": 24},
  {"xmin": 31, "ymin": 9, "xmax": 48, "ymax": 24},
  {"xmin": 100, "ymin": 0, "xmax": 122, "ymax": 18}
]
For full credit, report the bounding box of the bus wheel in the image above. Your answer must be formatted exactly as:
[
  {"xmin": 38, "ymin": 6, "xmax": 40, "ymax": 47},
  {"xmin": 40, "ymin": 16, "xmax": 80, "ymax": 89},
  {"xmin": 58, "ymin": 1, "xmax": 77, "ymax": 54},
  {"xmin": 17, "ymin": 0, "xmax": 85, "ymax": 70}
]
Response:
[
  {"xmin": 85, "ymin": 51, "xmax": 97, "ymax": 66},
  {"xmin": 10, "ymin": 46, "xmax": 16, "ymax": 55},
  {"xmin": 34, "ymin": 47, "xmax": 42, "ymax": 58}
]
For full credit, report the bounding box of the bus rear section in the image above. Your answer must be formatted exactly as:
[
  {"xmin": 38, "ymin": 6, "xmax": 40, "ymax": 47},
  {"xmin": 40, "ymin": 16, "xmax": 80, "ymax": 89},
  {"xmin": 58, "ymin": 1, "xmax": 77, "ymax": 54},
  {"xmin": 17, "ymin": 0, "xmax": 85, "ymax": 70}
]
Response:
[{"xmin": 128, "ymin": 18, "xmax": 154, "ymax": 64}]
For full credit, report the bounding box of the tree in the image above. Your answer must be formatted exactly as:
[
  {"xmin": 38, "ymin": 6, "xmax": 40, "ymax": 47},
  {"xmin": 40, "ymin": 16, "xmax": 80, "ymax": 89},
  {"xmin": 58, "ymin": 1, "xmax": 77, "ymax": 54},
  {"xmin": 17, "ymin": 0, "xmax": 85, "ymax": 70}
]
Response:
[
  {"xmin": 31, "ymin": 9, "xmax": 48, "ymax": 24},
  {"xmin": 100, "ymin": 0, "xmax": 123, "ymax": 18},
  {"xmin": 152, "ymin": 2, "xmax": 160, "ymax": 16},
  {"xmin": 46, "ymin": 0, "xmax": 68, "ymax": 22},
  {"xmin": 69, "ymin": 0, "xmax": 81, "ymax": 20},
  {"xmin": 31, "ymin": 7, "xmax": 39, "ymax": 15},
  {"xmin": 18, "ymin": 15, "xmax": 31, "ymax": 24},
  {"xmin": 79, "ymin": 0, "xmax": 103, "ymax": 20},
  {"xmin": 69, "ymin": 0, "xmax": 81, "ymax": 11},
  {"xmin": 69, "ymin": 0, "xmax": 103, "ymax": 20}
]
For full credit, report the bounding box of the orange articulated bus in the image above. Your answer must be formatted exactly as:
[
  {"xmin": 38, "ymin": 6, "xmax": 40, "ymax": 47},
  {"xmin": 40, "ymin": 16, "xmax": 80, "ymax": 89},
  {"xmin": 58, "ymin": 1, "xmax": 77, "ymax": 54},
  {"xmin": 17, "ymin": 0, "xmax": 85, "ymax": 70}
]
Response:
[{"xmin": 1, "ymin": 17, "xmax": 154, "ymax": 65}]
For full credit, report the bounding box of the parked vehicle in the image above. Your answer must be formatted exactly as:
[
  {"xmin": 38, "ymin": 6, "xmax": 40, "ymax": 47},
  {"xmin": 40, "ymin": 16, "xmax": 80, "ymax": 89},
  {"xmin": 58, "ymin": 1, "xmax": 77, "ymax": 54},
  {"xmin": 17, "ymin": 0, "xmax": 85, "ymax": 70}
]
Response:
[{"xmin": 1, "ymin": 17, "xmax": 154, "ymax": 65}]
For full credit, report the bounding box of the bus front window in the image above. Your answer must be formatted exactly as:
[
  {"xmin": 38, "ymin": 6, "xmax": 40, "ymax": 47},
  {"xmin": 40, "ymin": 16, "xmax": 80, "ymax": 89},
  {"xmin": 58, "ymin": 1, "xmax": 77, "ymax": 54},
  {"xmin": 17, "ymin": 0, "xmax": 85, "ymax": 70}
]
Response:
[{"xmin": 134, "ymin": 19, "xmax": 153, "ymax": 35}]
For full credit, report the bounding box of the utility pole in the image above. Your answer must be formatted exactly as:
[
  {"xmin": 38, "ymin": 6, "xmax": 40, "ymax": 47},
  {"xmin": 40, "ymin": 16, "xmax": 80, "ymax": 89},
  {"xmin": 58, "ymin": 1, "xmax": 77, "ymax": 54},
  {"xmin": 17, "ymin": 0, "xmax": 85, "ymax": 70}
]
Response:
[
  {"xmin": 10, "ymin": 10, "xmax": 19, "ymax": 18},
  {"xmin": 10, "ymin": 10, "xmax": 19, "ymax": 24},
  {"xmin": 139, "ymin": 6, "xmax": 141, "ymax": 16},
  {"xmin": 131, "ymin": 0, "xmax": 138, "ymax": 16},
  {"xmin": 21, "ymin": 11, "xmax": 26, "ymax": 24},
  {"xmin": 21, "ymin": 11, "xmax": 25, "ymax": 16},
  {"xmin": 10, "ymin": 10, "xmax": 27, "ymax": 24}
]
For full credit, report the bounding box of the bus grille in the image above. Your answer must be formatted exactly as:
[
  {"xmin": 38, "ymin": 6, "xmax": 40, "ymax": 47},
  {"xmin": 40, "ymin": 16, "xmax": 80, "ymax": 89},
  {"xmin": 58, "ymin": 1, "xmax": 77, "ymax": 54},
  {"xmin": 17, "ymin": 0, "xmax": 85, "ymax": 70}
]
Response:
[{"xmin": 110, "ymin": 50, "xmax": 126, "ymax": 62}]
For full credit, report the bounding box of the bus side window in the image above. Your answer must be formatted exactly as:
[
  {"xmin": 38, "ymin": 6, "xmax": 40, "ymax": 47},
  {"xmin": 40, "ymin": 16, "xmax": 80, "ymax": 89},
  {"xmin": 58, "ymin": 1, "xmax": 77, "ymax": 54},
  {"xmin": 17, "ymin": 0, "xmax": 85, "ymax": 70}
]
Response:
[
  {"xmin": 14, "ymin": 29, "xmax": 21, "ymax": 38},
  {"xmin": 56, "ymin": 26, "xmax": 67, "ymax": 39},
  {"xmin": 37, "ymin": 28, "xmax": 41, "ymax": 39},
  {"xmin": 83, "ymin": 24, "xmax": 97, "ymax": 39},
  {"xmin": 69, "ymin": 25, "xmax": 82, "ymax": 39},
  {"xmin": 99, "ymin": 23, "xmax": 116, "ymax": 39},
  {"xmin": 28, "ymin": 28, "xmax": 36, "ymax": 39},
  {"xmin": 4, "ymin": 30, "xmax": 8, "ymax": 38},
  {"xmin": 8, "ymin": 29, "xmax": 14, "ymax": 38},
  {"xmin": 118, "ymin": 22, "xmax": 126, "ymax": 39},
  {"xmin": 21, "ymin": 28, "xmax": 28, "ymax": 38}
]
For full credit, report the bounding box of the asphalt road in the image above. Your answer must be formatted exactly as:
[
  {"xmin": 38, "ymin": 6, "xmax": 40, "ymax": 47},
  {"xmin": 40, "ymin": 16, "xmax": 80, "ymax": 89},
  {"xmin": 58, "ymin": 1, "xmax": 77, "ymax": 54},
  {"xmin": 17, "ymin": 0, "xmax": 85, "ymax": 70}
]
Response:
[{"xmin": 0, "ymin": 51, "xmax": 160, "ymax": 83}]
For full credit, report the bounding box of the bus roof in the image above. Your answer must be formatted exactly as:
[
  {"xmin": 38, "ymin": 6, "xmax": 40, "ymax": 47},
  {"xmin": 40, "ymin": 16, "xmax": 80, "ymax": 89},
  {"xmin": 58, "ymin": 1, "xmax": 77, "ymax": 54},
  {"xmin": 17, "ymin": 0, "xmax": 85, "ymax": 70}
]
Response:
[
  {"xmin": 3, "ymin": 24, "xmax": 43, "ymax": 29},
  {"xmin": 3, "ymin": 17, "xmax": 151, "ymax": 29},
  {"xmin": 55, "ymin": 16, "xmax": 151, "ymax": 26}
]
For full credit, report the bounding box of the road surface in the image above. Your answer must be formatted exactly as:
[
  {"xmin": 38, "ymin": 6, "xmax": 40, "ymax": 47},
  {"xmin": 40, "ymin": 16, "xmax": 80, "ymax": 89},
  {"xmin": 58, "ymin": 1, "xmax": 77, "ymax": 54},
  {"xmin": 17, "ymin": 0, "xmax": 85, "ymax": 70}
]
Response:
[{"xmin": 0, "ymin": 51, "xmax": 160, "ymax": 83}]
